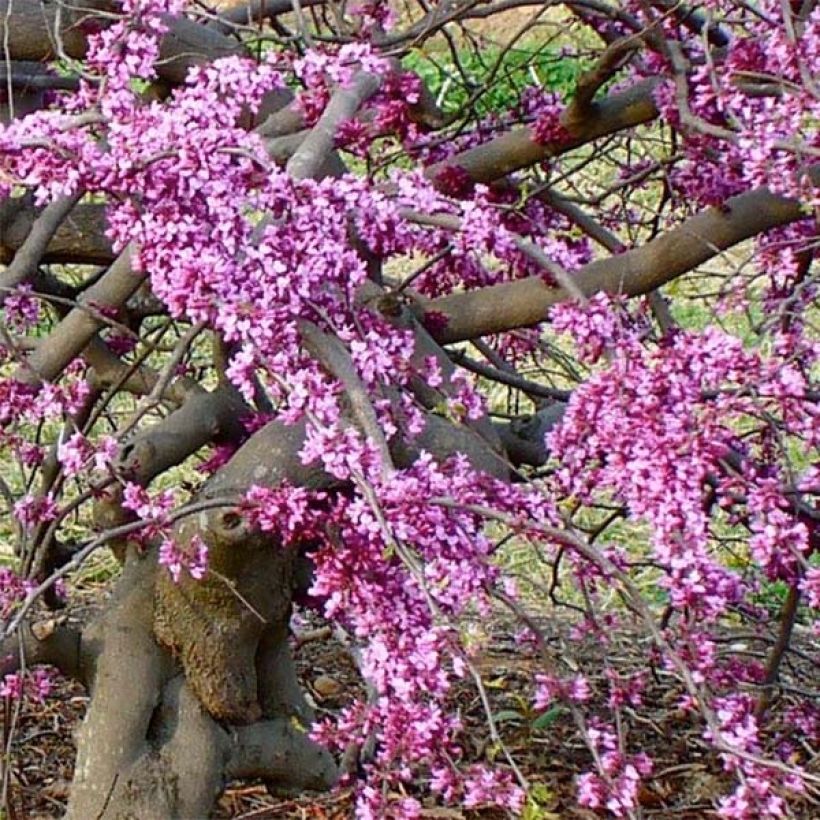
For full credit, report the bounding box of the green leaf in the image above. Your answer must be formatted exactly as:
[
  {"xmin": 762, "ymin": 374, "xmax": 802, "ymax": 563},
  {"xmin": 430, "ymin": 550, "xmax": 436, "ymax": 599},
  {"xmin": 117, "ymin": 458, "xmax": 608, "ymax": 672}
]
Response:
[
  {"xmin": 532, "ymin": 706, "xmax": 564, "ymax": 730},
  {"xmin": 492, "ymin": 709, "xmax": 524, "ymax": 724}
]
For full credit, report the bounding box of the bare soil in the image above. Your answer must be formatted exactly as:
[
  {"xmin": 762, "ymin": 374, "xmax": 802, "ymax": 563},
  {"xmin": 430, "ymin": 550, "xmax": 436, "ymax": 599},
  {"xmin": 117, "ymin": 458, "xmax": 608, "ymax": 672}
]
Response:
[{"xmin": 4, "ymin": 588, "xmax": 818, "ymax": 818}]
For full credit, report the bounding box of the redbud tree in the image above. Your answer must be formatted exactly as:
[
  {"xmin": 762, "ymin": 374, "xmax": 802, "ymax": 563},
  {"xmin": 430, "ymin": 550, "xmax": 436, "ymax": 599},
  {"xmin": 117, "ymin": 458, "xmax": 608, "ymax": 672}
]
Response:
[{"xmin": 0, "ymin": 1, "xmax": 817, "ymax": 817}]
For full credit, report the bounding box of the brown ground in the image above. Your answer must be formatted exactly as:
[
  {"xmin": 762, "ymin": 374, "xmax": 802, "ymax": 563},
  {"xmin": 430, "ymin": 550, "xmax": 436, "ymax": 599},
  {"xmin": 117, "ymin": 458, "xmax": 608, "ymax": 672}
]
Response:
[{"xmin": 3, "ymin": 580, "xmax": 818, "ymax": 819}]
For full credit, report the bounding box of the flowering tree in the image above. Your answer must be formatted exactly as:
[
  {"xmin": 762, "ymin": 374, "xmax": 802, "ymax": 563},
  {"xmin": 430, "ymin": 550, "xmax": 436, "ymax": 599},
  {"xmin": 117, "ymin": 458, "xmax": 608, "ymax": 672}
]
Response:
[{"xmin": 0, "ymin": 0, "xmax": 817, "ymax": 817}]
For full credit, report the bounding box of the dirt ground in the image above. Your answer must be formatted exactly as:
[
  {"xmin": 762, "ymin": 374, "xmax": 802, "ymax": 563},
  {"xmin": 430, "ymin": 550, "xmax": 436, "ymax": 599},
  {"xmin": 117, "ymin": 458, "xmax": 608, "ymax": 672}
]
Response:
[{"xmin": 4, "ymin": 579, "xmax": 818, "ymax": 819}]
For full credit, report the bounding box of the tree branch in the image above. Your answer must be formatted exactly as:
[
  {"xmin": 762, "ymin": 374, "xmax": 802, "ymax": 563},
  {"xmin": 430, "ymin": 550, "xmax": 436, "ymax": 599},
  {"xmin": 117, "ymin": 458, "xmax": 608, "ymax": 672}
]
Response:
[
  {"xmin": 15, "ymin": 247, "xmax": 143, "ymax": 386},
  {"xmin": 0, "ymin": 198, "xmax": 113, "ymax": 266},
  {"xmin": 213, "ymin": 0, "xmax": 327, "ymax": 29},
  {"xmin": 0, "ymin": 0, "xmax": 241, "ymax": 86},
  {"xmin": 115, "ymin": 386, "xmax": 248, "ymax": 486},
  {"xmin": 286, "ymin": 71, "xmax": 381, "ymax": 180},
  {"xmin": 0, "ymin": 620, "xmax": 87, "ymax": 683},
  {"xmin": 423, "ymin": 174, "xmax": 817, "ymax": 343},
  {"xmin": 0, "ymin": 193, "xmax": 84, "ymax": 307},
  {"xmin": 226, "ymin": 718, "xmax": 337, "ymax": 790},
  {"xmin": 425, "ymin": 77, "xmax": 661, "ymax": 187}
]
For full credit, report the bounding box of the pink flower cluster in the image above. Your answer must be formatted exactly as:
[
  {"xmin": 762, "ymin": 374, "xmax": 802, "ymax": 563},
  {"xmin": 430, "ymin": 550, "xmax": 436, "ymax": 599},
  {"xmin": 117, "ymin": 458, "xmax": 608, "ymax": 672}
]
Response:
[
  {"xmin": 0, "ymin": 1, "xmax": 817, "ymax": 816},
  {"xmin": 0, "ymin": 668, "xmax": 53, "ymax": 703},
  {"xmin": 640, "ymin": 0, "xmax": 820, "ymax": 207}
]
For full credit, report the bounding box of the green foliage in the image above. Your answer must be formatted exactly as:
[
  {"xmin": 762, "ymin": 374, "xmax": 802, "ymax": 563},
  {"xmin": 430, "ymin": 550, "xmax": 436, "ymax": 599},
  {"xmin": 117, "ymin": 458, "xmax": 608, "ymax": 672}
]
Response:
[
  {"xmin": 522, "ymin": 783, "xmax": 559, "ymax": 819},
  {"xmin": 531, "ymin": 705, "xmax": 564, "ymax": 731},
  {"xmin": 403, "ymin": 44, "xmax": 585, "ymax": 117}
]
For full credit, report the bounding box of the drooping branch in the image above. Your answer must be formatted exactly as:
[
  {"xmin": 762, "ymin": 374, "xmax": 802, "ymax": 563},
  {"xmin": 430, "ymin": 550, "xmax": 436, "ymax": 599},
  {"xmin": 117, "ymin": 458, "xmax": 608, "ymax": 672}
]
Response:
[
  {"xmin": 450, "ymin": 350, "xmax": 571, "ymax": 403},
  {"xmin": 300, "ymin": 320, "xmax": 395, "ymax": 473},
  {"xmin": 755, "ymin": 583, "xmax": 802, "ymax": 719},
  {"xmin": 423, "ymin": 175, "xmax": 817, "ymax": 343},
  {"xmin": 357, "ymin": 281, "xmax": 510, "ymax": 476}
]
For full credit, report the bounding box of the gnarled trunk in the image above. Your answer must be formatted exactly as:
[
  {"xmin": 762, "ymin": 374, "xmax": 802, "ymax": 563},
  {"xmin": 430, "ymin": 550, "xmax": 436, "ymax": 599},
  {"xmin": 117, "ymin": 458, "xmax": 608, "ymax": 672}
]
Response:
[
  {"xmin": 66, "ymin": 422, "xmax": 341, "ymax": 818},
  {"xmin": 65, "ymin": 542, "xmax": 336, "ymax": 819}
]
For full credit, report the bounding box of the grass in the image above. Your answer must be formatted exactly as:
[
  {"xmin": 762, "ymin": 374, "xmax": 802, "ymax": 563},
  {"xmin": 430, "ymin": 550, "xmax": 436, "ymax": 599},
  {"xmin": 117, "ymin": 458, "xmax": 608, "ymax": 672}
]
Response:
[{"xmin": 403, "ymin": 42, "xmax": 586, "ymax": 118}]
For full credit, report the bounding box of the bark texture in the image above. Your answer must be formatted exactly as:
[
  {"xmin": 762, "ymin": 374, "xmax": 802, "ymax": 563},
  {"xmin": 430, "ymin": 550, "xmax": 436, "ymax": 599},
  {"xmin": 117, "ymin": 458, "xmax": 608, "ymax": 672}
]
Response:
[{"xmin": 64, "ymin": 422, "xmax": 344, "ymax": 817}]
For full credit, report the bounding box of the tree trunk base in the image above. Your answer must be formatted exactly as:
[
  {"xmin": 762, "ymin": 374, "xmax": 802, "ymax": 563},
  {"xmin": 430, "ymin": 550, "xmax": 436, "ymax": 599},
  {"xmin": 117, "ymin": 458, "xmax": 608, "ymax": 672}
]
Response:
[{"xmin": 66, "ymin": 548, "xmax": 336, "ymax": 819}]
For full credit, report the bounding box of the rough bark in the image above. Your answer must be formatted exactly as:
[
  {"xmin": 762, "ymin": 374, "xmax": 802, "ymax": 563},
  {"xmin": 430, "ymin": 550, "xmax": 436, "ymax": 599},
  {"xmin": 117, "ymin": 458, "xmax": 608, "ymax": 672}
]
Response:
[
  {"xmin": 68, "ymin": 451, "xmax": 338, "ymax": 818},
  {"xmin": 153, "ymin": 518, "xmax": 298, "ymax": 725}
]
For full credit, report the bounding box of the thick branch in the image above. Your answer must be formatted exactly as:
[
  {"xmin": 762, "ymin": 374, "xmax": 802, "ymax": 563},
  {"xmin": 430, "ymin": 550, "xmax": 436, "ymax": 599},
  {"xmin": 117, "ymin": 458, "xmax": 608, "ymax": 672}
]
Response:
[
  {"xmin": 227, "ymin": 718, "xmax": 337, "ymax": 790},
  {"xmin": 67, "ymin": 550, "xmax": 172, "ymax": 819},
  {"xmin": 0, "ymin": 61, "xmax": 79, "ymax": 92},
  {"xmin": 0, "ymin": 199, "xmax": 113, "ymax": 266},
  {"xmin": 215, "ymin": 0, "xmax": 326, "ymax": 28},
  {"xmin": 83, "ymin": 336, "xmax": 196, "ymax": 404},
  {"xmin": 0, "ymin": 621, "xmax": 87, "ymax": 683},
  {"xmin": 425, "ymin": 77, "xmax": 661, "ymax": 187},
  {"xmin": 0, "ymin": 1, "xmax": 241, "ymax": 86},
  {"xmin": 0, "ymin": 193, "xmax": 84, "ymax": 306},
  {"xmin": 115, "ymin": 386, "xmax": 248, "ymax": 486},
  {"xmin": 650, "ymin": 0, "xmax": 731, "ymax": 47},
  {"xmin": 16, "ymin": 247, "xmax": 143, "ymax": 385},
  {"xmin": 566, "ymin": 37, "xmax": 640, "ymax": 118},
  {"xmin": 494, "ymin": 403, "xmax": 567, "ymax": 468},
  {"xmin": 423, "ymin": 177, "xmax": 816, "ymax": 343},
  {"xmin": 286, "ymin": 71, "xmax": 381, "ymax": 181}
]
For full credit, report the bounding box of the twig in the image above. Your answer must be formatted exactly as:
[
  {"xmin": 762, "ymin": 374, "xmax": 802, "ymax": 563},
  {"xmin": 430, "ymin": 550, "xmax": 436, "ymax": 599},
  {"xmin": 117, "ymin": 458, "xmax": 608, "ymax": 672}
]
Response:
[
  {"xmin": 450, "ymin": 349, "xmax": 572, "ymax": 401},
  {"xmin": 755, "ymin": 583, "xmax": 801, "ymax": 719}
]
